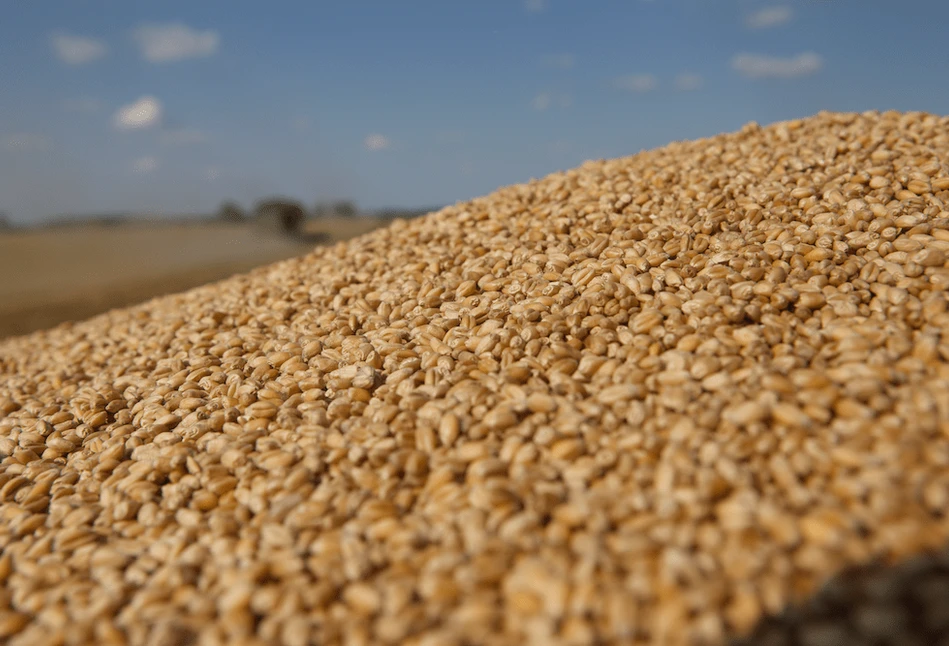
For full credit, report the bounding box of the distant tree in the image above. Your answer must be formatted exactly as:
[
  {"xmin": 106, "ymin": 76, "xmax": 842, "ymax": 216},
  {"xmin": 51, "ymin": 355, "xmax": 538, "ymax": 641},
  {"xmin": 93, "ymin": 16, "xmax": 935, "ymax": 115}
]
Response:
[
  {"xmin": 218, "ymin": 201, "xmax": 246, "ymax": 223},
  {"xmin": 253, "ymin": 198, "xmax": 306, "ymax": 236},
  {"xmin": 0, "ymin": 212, "xmax": 9, "ymax": 230},
  {"xmin": 333, "ymin": 200, "xmax": 357, "ymax": 218},
  {"xmin": 97, "ymin": 213, "xmax": 127, "ymax": 227},
  {"xmin": 376, "ymin": 206, "xmax": 440, "ymax": 220},
  {"xmin": 312, "ymin": 202, "xmax": 331, "ymax": 219}
]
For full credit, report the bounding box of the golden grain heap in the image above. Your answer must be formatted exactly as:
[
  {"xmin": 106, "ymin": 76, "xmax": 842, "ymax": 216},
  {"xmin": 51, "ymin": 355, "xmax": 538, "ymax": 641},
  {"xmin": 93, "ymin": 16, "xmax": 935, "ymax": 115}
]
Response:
[{"xmin": 2, "ymin": 110, "xmax": 949, "ymax": 646}]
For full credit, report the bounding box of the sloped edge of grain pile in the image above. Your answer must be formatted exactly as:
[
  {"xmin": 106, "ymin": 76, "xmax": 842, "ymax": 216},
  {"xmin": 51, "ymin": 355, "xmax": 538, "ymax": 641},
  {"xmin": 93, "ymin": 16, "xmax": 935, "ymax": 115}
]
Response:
[{"xmin": 2, "ymin": 109, "xmax": 949, "ymax": 646}]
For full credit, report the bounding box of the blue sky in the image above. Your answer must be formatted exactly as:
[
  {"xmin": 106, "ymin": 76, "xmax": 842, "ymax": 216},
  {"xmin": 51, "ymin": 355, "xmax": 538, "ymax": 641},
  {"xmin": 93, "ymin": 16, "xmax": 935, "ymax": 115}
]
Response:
[{"xmin": 1, "ymin": 0, "xmax": 948, "ymax": 224}]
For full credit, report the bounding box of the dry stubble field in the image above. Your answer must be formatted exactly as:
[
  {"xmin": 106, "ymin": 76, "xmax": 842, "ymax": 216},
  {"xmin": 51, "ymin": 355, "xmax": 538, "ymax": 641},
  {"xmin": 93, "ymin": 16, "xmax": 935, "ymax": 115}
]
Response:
[{"xmin": 0, "ymin": 217, "xmax": 388, "ymax": 340}]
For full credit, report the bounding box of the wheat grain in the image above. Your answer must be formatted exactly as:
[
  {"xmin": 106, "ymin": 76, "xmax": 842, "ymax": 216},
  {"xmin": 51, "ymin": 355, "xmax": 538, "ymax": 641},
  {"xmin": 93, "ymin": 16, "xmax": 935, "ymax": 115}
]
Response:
[{"xmin": 2, "ymin": 110, "xmax": 949, "ymax": 645}]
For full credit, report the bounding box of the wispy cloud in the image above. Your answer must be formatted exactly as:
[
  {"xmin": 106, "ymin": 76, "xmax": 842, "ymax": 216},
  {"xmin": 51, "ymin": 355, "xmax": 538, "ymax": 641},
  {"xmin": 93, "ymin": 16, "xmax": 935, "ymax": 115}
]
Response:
[
  {"xmin": 160, "ymin": 129, "xmax": 208, "ymax": 145},
  {"xmin": 5, "ymin": 133, "xmax": 52, "ymax": 152},
  {"xmin": 114, "ymin": 96, "xmax": 163, "ymax": 130},
  {"xmin": 132, "ymin": 24, "xmax": 220, "ymax": 63},
  {"xmin": 732, "ymin": 52, "xmax": 823, "ymax": 79},
  {"xmin": 613, "ymin": 74, "xmax": 657, "ymax": 93},
  {"xmin": 532, "ymin": 93, "xmax": 552, "ymax": 111},
  {"xmin": 204, "ymin": 167, "xmax": 221, "ymax": 181},
  {"xmin": 674, "ymin": 73, "xmax": 704, "ymax": 91},
  {"xmin": 531, "ymin": 92, "xmax": 571, "ymax": 111},
  {"xmin": 50, "ymin": 32, "xmax": 107, "ymax": 65},
  {"xmin": 132, "ymin": 156, "xmax": 158, "ymax": 174},
  {"xmin": 542, "ymin": 53, "xmax": 575, "ymax": 70},
  {"xmin": 746, "ymin": 6, "xmax": 793, "ymax": 29},
  {"xmin": 364, "ymin": 134, "xmax": 390, "ymax": 151},
  {"xmin": 525, "ymin": 0, "xmax": 546, "ymax": 13}
]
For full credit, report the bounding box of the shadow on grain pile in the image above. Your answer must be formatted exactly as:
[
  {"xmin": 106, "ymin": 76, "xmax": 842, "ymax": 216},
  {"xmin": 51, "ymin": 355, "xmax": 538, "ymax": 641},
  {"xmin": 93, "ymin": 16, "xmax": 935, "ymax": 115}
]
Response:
[
  {"xmin": 1, "ymin": 110, "xmax": 949, "ymax": 645},
  {"xmin": 733, "ymin": 543, "xmax": 949, "ymax": 645}
]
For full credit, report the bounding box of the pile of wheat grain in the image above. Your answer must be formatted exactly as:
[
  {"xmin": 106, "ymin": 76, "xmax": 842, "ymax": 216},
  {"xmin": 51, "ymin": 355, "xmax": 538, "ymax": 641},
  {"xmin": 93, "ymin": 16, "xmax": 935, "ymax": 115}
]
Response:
[{"xmin": 2, "ymin": 110, "xmax": 949, "ymax": 646}]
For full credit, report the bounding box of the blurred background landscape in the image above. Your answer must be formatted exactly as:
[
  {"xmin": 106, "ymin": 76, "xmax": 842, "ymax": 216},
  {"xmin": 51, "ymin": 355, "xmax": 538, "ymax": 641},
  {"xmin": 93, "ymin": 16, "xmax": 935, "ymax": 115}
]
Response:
[
  {"xmin": 0, "ymin": 201, "xmax": 431, "ymax": 339},
  {"xmin": 2, "ymin": 0, "xmax": 948, "ymax": 339}
]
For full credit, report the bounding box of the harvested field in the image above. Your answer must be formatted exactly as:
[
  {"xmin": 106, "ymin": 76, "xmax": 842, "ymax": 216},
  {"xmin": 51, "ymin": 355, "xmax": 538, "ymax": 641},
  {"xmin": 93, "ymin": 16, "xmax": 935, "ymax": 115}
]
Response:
[
  {"xmin": 0, "ymin": 217, "xmax": 387, "ymax": 340},
  {"xmin": 2, "ymin": 110, "xmax": 949, "ymax": 645}
]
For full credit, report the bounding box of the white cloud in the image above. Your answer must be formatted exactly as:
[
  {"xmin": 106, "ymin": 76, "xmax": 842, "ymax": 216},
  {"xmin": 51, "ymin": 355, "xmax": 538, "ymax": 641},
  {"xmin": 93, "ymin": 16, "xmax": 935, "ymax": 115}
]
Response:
[
  {"xmin": 525, "ymin": 0, "xmax": 546, "ymax": 12},
  {"xmin": 613, "ymin": 74, "xmax": 657, "ymax": 93},
  {"xmin": 364, "ymin": 134, "xmax": 390, "ymax": 151},
  {"xmin": 132, "ymin": 23, "xmax": 220, "ymax": 63},
  {"xmin": 543, "ymin": 53, "xmax": 575, "ymax": 70},
  {"xmin": 532, "ymin": 93, "xmax": 552, "ymax": 111},
  {"xmin": 50, "ymin": 32, "xmax": 107, "ymax": 65},
  {"xmin": 674, "ymin": 73, "xmax": 704, "ymax": 91},
  {"xmin": 746, "ymin": 6, "xmax": 793, "ymax": 29},
  {"xmin": 5, "ymin": 133, "xmax": 52, "ymax": 152},
  {"xmin": 160, "ymin": 129, "xmax": 208, "ymax": 145},
  {"xmin": 114, "ymin": 96, "xmax": 163, "ymax": 130},
  {"xmin": 732, "ymin": 52, "xmax": 823, "ymax": 79},
  {"xmin": 132, "ymin": 156, "xmax": 158, "ymax": 174},
  {"xmin": 63, "ymin": 97, "xmax": 102, "ymax": 113},
  {"xmin": 204, "ymin": 167, "xmax": 220, "ymax": 181}
]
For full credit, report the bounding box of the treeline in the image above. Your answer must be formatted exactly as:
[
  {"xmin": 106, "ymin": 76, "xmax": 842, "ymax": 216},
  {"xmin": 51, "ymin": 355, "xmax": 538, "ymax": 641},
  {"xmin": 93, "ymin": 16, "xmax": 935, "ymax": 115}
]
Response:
[
  {"xmin": 218, "ymin": 198, "xmax": 439, "ymax": 238},
  {"xmin": 218, "ymin": 199, "xmax": 439, "ymax": 223},
  {"xmin": 32, "ymin": 213, "xmax": 134, "ymax": 229},
  {"xmin": 0, "ymin": 199, "xmax": 438, "ymax": 232},
  {"xmin": 376, "ymin": 206, "xmax": 444, "ymax": 220}
]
